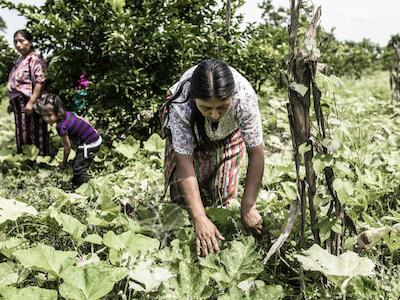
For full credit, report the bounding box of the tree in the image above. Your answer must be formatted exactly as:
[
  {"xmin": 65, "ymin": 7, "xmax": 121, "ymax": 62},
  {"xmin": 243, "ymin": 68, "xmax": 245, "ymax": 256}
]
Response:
[
  {"xmin": 0, "ymin": 14, "xmax": 17, "ymax": 85},
  {"xmin": 0, "ymin": 16, "xmax": 5, "ymax": 30},
  {"xmin": 0, "ymin": 0, "xmax": 281, "ymax": 140}
]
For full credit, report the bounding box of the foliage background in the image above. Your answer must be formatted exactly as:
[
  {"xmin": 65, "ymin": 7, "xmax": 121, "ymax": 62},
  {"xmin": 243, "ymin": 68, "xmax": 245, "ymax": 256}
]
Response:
[{"xmin": 0, "ymin": 0, "xmax": 394, "ymax": 139}]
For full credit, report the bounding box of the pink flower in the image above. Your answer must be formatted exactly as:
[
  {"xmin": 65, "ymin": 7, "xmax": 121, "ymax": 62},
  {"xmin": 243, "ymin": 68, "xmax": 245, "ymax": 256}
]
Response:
[{"xmin": 77, "ymin": 74, "xmax": 90, "ymax": 89}]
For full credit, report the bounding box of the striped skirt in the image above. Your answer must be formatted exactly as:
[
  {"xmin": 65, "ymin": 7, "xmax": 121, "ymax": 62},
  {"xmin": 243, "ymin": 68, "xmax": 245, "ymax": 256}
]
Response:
[
  {"xmin": 10, "ymin": 94, "xmax": 49, "ymax": 156},
  {"xmin": 164, "ymin": 129, "xmax": 245, "ymax": 207}
]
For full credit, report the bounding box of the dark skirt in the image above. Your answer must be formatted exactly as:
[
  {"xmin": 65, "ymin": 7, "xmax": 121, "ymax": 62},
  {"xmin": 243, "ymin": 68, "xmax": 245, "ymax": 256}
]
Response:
[{"xmin": 10, "ymin": 94, "xmax": 49, "ymax": 156}]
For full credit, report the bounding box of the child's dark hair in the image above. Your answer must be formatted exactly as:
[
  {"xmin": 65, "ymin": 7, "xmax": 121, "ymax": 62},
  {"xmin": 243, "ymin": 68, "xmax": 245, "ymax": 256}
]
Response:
[
  {"xmin": 167, "ymin": 59, "xmax": 235, "ymax": 146},
  {"xmin": 35, "ymin": 94, "xmax": 66, "ymax": 121}
]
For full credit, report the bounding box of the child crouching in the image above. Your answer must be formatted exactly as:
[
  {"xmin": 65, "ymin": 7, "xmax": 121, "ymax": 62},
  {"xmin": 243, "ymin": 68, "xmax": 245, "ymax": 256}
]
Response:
[{"xmin": 35, "ymin": 94, "xmax": 102, "ymax": 186}]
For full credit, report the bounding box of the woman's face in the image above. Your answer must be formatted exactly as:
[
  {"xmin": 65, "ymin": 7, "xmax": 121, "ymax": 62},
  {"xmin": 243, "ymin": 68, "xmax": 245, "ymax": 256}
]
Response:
[
  {"xmin": 195, "ymin": 97, "xmax": 232, "ymax": 122},
  {"xmin": 14, "ymin": 33, "xmax": 33, "ymax": 56}
]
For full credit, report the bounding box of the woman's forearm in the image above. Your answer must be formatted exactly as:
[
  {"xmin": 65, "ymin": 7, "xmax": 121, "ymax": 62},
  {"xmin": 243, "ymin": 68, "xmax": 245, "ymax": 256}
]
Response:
[
  {"xmin": 29, "ymin": 82, "xmax": 43, "ymax": 103},
  {"xmin": 242, "ymin": 144, "xmax": 264, "ymax": 210},
  {"xmin": 175, "ymin": 154, "xmax": 206, "ymax": 219}
]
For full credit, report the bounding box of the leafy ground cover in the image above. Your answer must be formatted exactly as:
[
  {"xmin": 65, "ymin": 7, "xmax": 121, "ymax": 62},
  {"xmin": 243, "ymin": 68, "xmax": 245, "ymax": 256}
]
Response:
[{"xmin": 0, "ymin": 71, "xmax": 399, "ymax": 299}]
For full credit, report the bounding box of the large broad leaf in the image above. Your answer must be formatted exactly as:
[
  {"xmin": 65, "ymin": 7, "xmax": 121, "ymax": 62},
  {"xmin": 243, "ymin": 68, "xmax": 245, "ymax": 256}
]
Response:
[
  {"xmin": 199, "ymin": 237, "xmax": 263, "ymax": 285},
  {"xmin": 156, "ymin": 239, "xmax": 192, "ymax": 263},
  {"xmin": 0, "ymin": 237, "xmax": 29, "ymax": 258},
  {"xmin": 218, "ymin": 284, "xmax": 284, "ymax": 300},
  {"xmin": 13, "ymin": 244, "xmax": 77, "ymax": 277},
  {"xmin": 0, "ymin": 286, "xmax": 57, "ymax": 300},
  {"xmin": 357, "ymin": 224, "xmax": 400, "ymax": 253},
  {"xmin": 295, "ymin": 244, "xmax": 375, "ymax": 294},
  {"xmin": 0, "ymin": 263, "xmax": 20, "ymax": 288},
  {"xmin": 143, "ymin": 133, "xmax": 165, "ymax": 154},
  {"xmin": 128, "ymin": 259, "xmax": 173, "ymax": 293},
  {"xmin": 47, "ymin": 187, "xmax": 85, "ymax": 210},
  {"xmin": 332, "ymin": 178, "xmax": 354, "ymax": 205},
  {"xmin": 103, "ymin": 231, "xmax": 160, "ymax": 264},
  {"xmin": 315, "ymin": 72, "xmax": 343, "ymax": 93},
  {"xmin": 160, "ymin": 204, "xmax": 190, "ymax": 231},
  {"xmin": 59, "ymin": 262, "xmax": 128, "ymax": 300},
  {"xmin": 83, "ymin": 234, "xmax": 103, "ymax": 245},
  {"xmin": 21, "ymin": 144, "xmax": 39, "ymax": 161},
  {"xmin": 161, "ymin": 261, "xmax": 212, "ymax": 299},
  {"xmin": 113, "ymin": 136, "xmax": 139, "ymax": 160},
  {"xmin": 0, "ymin": 197, "xmax": 37, "ymax": 224},
  {"xmin": 50, "ymin": 209, "xmax": 87, "ymax": 242}
]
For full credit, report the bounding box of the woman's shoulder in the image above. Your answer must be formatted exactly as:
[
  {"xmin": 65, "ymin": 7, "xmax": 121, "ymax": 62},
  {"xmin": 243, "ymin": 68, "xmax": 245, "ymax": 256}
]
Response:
[
  {"xmin": 230, "ymin": 67, "xmax": 254, "ymax": 92},
  {"xmin": 229, "ymin": 68, "xmax": 259, "ymax": 118},
  {"xmin": 170, "ymin": 99, "xmax": 192, "ymax": 124},
  {"xmin": 27, "ymin": 52, "xmax": 46, "ymax": 65}
]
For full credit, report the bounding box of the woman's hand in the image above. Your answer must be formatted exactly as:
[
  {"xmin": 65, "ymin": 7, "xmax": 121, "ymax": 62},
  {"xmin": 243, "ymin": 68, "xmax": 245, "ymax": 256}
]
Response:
[
  {"xmin": 241, "ymin": 204, "xmax": 263, "ymax": 235},
  {"xmin": 25, "ymin": 101, "xmax": 33, "ymax": 115},
  {"xmin": 193, "ymin": 215, "xmax": 225, "ymax": 256}
]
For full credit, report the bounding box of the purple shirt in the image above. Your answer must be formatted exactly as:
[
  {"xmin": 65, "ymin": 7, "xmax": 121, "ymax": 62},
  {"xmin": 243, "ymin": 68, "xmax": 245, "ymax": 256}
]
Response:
[{"xmin": 57, "ymin": 111, "xmax": 99, "ymax": 146}]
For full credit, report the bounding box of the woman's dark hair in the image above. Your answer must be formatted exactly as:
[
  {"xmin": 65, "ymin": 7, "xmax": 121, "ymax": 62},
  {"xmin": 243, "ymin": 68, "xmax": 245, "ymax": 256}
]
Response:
[
  {"xmin": 190, "ymin": 59, "xmax": 235, "ymax": 146},
  {"xmin": 35, "ymin": 94, "xmax": 66, "ymax": 121},
  {"xmin": 167, "ymin": 59, "xmax": 235, "ymax": 147},
  {"xmin": 14, "ymin": 29, "xmax": 33, "ymax": 42}
]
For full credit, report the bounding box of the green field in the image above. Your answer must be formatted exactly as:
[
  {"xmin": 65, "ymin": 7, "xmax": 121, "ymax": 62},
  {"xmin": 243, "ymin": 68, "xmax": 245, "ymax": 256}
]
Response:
[{"xmin": 0, "ymin": 71, "xmax": 399, "ymax": 299}]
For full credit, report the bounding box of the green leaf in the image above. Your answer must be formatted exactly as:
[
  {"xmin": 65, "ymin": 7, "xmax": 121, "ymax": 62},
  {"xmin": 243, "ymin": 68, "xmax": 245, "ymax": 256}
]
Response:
[
  {"xmin": 199, "ymin": 237, "xmax": 263, "ymax": 285},
  {"xmin": 168, "ymin": 261, "xmax": 212, "ymax": 299},
  {"xmin": 48, "ymin": 187, "xmax": 85, "ymax": 210},
  {"xmin": 50, "ymin": 209, "xmax": 87, "ymax": 242},
  {"xmin": 0, "ymin": 197, "xmax": 38, "ymax": 224},
  {"xmin": 160, "ymin": 204, "xmax": 190, "ymax": 231},
  {"xmin": 383, "ymin": 230, "xmax": 400, "ymax": 253},
  {"xmin": 103, "ymin": 231, "xmax": 160, "ymax": 264},
  {"xmin": 322, "ymin": 137, "xmax": 341, "ymax": 152},
  {"xmin": 334, "ymin": 161, "xmax": 352, "ymax": 176},
  {"xmin": 332, "ymin": 178, "xmax": 354, "ymax": 204},
  {"xmin": 59, "ymin": 262, "xmax": 128, "ymax": 300},
  {"xmin": 295, "ymin": 244, "xmax": 375, "ymax": 294},
  {"xmin": 83, "ymin": 234, "xmax": 103, "ymax": 245},
  {"xmin": 312, "ymin": 153, "xmax": 334, "ymax": 174},
  {"xmin": 298, "ymin": 142, "xmax": 312, "ymax": 155},
  {"xmin": 106, "ymin": 0, "xmax": 126, "ymax": 13},
  {"xmin": 315, "ymin": 72, "xmax": 343, "ymax": 93},
  {"xmin": 13, "ymin": 244, "xmax": 77, "ymax": 277},
  {"xmin": 219, "ymin": 283, "xmax": 284, "ymax": 300},
  {"xmin": 0, "ymin": 286, "xmax": 57, "ymax": 300},
  {"xmin": 36, "ymin": 155, "xmax": 51, "ymax": 164},
  {"xmin": 317, "ymin": 217, "xmax": 339, "ymax": 243},
  {"xmin": 128, "ymin": 259, "xmax": 173, "ymax": 293},
  {"xmin": 155, "ymin": 239, "xmax": 192, "ymax": 263},
  {"xmin": 0, "ymin": 263, "xmax": 19, "ymax": 288},
  {"xmin": 113, "ymin": 136, "xmax": 139, "ymax": 160},
  {"xmin": 0, "ymin": 237, "xmax": 29, "ymax": 259},
  {"xmin": 280, "ymin": 181, "xmax": 297, "ymax": 200},
  {"xmin": 143, "ymin": 133, "xmax": 165, "ymax": 154},
  {"xmin": 22, "ymin": 144, "xmax": 39, "ymax": 161},
  {"xmin": 289, "ymin": 82, "xmax": 308, "ymax": 97},
  {"xmin": 356, "ymin": 225, "xmax": 400, "ymax": 252}
]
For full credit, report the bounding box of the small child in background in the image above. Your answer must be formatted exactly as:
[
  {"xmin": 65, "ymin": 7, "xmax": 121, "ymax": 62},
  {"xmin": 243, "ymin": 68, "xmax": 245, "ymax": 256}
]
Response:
[{"xmin": 35, "ymin": 94, "xmax": 102, "ymax": 186}]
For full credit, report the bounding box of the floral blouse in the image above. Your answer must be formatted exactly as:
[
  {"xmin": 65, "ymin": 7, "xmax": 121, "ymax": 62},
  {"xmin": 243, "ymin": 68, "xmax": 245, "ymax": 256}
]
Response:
[
  {"xmin": 7, "ymin": 52, "xmax": 47, "ymax": 100},
  {"xmin": 167, "ymin": 66, "xmax": 263, "ymax": 155}
]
